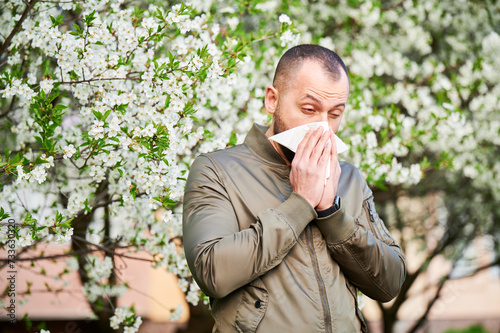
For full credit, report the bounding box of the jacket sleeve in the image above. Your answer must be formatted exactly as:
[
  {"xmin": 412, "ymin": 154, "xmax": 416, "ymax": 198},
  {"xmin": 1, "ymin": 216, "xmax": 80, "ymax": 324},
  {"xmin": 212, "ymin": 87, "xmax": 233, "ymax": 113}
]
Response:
[
  {"xmin": 315, "ymin": 175, "xmax": 407, "ymax": 303},
  {"xmin": 182, "ymin": 155, "xmax": 317, "ymax": 299}
]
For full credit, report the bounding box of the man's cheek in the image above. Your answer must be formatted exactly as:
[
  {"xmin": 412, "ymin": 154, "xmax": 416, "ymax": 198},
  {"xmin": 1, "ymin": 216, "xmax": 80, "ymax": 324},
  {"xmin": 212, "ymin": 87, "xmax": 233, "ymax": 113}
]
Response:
[{"xmin": 329, "ymin": 120, "xmax": 342, "ymax": 133}]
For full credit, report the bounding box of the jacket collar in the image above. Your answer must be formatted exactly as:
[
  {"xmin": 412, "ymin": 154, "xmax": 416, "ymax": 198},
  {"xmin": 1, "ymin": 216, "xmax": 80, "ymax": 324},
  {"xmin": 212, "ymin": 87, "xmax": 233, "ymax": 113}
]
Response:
[{"xmin": 244, "ymin": 123, "xmax": 288, "ymax": 166}]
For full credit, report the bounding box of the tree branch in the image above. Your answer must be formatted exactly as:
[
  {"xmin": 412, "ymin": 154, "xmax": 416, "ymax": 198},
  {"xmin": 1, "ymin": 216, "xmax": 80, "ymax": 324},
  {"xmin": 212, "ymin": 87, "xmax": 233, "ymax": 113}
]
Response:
[
  {"xmin": 0, "ymin": 0, "xmax": 38, "ymax": 59},
  {"xmin": 406, "ymin": 228, "xmax": 486, "ymax": 333},
  {"xmin": 407, "ymin": 255, "xmax": 462, "ymax": 333},
  {"xmin": 0, "ymin": 248, "xmax": 97, "ymax": 263},
  {"xmin": 59, "ymin": 76, "xmax": 141, "ymax": 85},
  {"xmin": 71, "ymin": 234, "xmax": 155, "ymax": 263},
  {"xmin": 377, "ymin": 200, "xmax": 466, "ymax": 333},
  {"xmin": 449, "ymin": 257, "xmax": 500, "ymax": 281}
]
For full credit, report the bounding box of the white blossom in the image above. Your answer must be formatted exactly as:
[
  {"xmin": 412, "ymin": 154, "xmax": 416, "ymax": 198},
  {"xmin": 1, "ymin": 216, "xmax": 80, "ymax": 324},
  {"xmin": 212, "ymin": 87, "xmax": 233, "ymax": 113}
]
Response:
[
  {"xmin": 169, "ymin": 304, "xmax": 183, "ymax": 321},
  {"xmin": 365, "ymin": 131, "xmax": 378, "ymax": 149},
  {"xmin": 226, "ymin": 17, "xmax": 239, "ymax": 30},
  {"xmin": 62, "ymin": 144, "xmax": 76, "ymax": 159},
  {"xmin": 280, "ymin": 30, "xmax": 300, "ymax": 47},
  {"xmin": 279, "ymin": 14, "xmax": 292, "ymax": 25}
]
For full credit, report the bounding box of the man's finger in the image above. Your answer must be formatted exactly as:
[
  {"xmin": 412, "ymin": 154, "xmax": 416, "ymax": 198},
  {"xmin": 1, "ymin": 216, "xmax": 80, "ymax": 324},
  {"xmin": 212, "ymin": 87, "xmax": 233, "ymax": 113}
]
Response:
[
  {"xmin": 294, "ymin": 127, "xmax": 315, "ymax": 162},
  {"xmin": 297, "ymin": 127, "xmax": 324, "ymax": 161},
  {"xmin": 328, "ymin": 128, "xmax": 341, "ymax": 182},
  {"xmin": 311, "ymin": 129, "xmax": 331, "ymax": 162},
  {"xmin": 329, "ymin": 127, "xmax": 339, "ymax": 170},
  {"xmin": 318, "ymin": 139, "xmax": 331, "ymax": 168},
  {"xmin": 330, "ymin": 127, "xmax": 338, "ymax": 156}
]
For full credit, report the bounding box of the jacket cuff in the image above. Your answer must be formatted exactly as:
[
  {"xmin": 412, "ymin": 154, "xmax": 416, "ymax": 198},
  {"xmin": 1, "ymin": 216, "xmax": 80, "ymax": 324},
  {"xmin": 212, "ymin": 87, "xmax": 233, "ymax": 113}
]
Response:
[
  {"xmin": 274, "ymin": 192, "xmax": 317, "ymax": 236},
  {"xmin": 315, "ymin": 199, "xmax": 356, "ymax": 244}
]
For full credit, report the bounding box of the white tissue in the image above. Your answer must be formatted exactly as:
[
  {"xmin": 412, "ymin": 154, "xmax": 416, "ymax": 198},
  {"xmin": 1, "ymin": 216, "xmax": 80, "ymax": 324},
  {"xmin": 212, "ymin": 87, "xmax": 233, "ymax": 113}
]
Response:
[{"xmin": 268, "ymin": 121, "xmax": 348, "ymax": 185}]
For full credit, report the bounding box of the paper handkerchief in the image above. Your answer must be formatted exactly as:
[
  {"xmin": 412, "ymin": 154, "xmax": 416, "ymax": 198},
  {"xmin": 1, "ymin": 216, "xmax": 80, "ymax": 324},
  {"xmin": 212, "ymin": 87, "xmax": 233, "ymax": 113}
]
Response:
[{"xmin": 269, "ymin": 121, "xmax": 348, "ymax": 185}]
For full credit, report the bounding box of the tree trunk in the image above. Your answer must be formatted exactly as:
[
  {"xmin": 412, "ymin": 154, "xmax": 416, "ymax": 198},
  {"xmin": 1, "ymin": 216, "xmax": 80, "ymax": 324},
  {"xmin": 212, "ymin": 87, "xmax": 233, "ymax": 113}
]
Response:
[
  {"xmin": 380, "ymin": 306, "xmax": 396, "ymax": 333},
  {"xmin": 68, "ymin": 183, "xmax": 116, "ymax": 333},
  {"xmin": 177, "ymin": 302, "xmax": 214, "ymax": 333}
]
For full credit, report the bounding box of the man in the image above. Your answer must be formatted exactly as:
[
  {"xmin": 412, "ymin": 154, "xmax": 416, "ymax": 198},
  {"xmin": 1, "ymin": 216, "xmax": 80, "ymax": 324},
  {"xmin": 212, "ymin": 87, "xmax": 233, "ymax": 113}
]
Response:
[{"xmin": 183, "ymin": 44, "xmax": 406, "ymax": 332}]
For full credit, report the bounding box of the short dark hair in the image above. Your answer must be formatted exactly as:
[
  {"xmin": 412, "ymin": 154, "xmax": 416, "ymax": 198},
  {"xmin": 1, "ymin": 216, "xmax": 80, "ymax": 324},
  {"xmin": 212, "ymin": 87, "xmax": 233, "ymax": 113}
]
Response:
[{"xmin": 272, "ymin": 44, "xmax": 348, "ymax": 93}]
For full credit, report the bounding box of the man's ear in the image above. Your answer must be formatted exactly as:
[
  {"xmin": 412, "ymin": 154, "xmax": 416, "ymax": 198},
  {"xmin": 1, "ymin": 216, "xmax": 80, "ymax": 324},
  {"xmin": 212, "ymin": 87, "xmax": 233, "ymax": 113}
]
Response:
[{"xmin": 264, "ymin": 85, "xmax": 279, "ymax": 115}]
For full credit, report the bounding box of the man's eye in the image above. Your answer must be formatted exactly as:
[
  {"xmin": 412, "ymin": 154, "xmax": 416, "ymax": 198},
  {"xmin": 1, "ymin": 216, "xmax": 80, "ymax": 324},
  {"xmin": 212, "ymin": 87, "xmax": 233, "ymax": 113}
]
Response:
[{"xmin": 303, "ymin": 108, "xmax": 314, "ymax": 113}]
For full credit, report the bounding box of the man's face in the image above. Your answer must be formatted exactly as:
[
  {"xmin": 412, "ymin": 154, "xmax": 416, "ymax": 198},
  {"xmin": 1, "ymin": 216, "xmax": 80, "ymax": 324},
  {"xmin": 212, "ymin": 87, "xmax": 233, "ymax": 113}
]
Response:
[{"xmin": 269, "ymin": 59, "xmax": 350, "ymax": 136}]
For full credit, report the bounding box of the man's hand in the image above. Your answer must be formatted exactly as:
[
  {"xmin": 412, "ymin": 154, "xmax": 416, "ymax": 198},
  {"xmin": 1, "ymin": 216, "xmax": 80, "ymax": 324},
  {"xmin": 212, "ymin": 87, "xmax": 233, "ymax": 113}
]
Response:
[
  {"xmin": 316, "ymin": 127, "xmax": 341, "ymax": 211},
  {"xmin": 290, "ymin": 127, "xmax": 331, "ymax": 208}
]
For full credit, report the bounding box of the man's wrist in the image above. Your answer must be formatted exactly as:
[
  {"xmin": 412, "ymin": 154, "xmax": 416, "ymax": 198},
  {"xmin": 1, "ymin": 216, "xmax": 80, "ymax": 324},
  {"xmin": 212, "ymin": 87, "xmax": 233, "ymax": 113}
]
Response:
[{"xmin": 315, "ymin": 196, "xmax": 341, "ymax": 218}]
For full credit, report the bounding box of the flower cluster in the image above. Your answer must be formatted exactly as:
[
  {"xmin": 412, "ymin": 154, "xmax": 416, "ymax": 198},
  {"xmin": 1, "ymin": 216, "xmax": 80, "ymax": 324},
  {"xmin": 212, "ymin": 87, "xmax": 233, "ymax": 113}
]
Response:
[
  {"xmin": 169, "ymin": 304, "xmax": 184, "ymax": 321},
  {"xmin": 80, "ymin": 253, "xmax": 128, "ymax": 303},
  {"xmin": 84, "ymin": 255, "xmax": 113, "ymax": 281},
  {"xmin": 16, "ymin": 155, "xmax": 54, "ymax": 184},
  {"xmin": 110, "ymin": 307, "xmax": 142, "ymax": 333}
]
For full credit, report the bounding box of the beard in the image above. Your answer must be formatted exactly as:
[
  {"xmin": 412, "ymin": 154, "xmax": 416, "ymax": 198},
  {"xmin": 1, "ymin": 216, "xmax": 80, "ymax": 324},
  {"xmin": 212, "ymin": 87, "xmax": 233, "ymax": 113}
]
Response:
[{"xmin": 273, "ymin": 105, "xmax": 296, "ymax": 163}]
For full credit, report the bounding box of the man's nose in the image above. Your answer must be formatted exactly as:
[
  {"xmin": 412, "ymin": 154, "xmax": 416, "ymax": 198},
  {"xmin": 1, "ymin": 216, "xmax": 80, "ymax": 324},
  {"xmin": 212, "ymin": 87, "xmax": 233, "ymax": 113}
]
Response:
[{"xmin": 318, "ymin": 113, "xmax": 329, "ymax": 123}]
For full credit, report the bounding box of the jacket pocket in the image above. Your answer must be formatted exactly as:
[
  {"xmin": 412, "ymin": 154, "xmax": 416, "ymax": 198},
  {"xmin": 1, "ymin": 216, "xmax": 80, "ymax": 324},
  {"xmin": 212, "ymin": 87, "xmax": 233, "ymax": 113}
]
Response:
[
  {"xmin": 234, "ymin": 278, "xmax": 268, "ymax": 333},
  {"xmin": 346, "ymin": 280, "xmax": 368, "ymax": 333},
  {"xmin": 363, "ymin": 196, "xmax": 394, "ymax": 246}
]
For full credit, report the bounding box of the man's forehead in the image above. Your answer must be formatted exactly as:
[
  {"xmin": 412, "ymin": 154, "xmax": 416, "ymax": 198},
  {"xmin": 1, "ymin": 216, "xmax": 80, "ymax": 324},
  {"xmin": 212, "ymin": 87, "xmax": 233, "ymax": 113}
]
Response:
[
  {"xmin": 276, "ymin": 59, "xmax": 349, "ymax": 97},
  {"xmin": 301, "ymin": 87, "xmax": 350, "ymax": 106},
  {"xmin": 294, "ymin": 60, "xmax": 347, "ymax": 83},
  {"xmin": 295, "ymin": 67, "xmax": 349, "ymax": 93}
]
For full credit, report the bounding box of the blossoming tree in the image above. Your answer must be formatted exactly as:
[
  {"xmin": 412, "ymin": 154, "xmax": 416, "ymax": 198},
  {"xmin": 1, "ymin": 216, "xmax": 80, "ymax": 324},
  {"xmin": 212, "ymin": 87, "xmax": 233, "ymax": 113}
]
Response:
[
  {"xmin": 1, "ymin": 0, "xmax": 499, "ymax": 332},
  {"xmin": 0, "ymin": 0, "xmax": 297, "ymax": 331}
]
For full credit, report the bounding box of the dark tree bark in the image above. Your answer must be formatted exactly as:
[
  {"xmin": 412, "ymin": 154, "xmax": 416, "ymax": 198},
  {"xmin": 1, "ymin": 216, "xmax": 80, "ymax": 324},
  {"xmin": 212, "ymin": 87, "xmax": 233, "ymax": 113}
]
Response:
[
  {"xmin": 68, "ymin": 182, "xmax": 117, "ymax": 333},
  {"xmin": 177, "ymin": 302, "xmax": 214, "ymax": 333}
]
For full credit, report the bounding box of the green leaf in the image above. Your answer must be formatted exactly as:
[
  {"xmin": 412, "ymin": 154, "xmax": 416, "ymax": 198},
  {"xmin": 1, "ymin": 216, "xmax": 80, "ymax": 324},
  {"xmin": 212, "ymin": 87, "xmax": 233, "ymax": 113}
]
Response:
[
  {"xmin": 115, "ymin": 103, "xmax": 129, "ymax": 114},
  {"xmin": 165, "ymin": 198, "xmax": 177, "ymax": 206},
  {"xmin": 84, "ymin": 10, "xmax": 97, "ymax": 25},
  {"xmin": 0, "ymin": 207, "xmax": 10, "ymax": 221},
  {"xmin": 92, "ymin": 110, "xmax": 102, "ymax": 121},
  {"xmin": 228, "ymin": 131, "xmax": 237, "ymax": 146},
  {"xmin": 130, "ymin": 183, "xmax": 137, "ymax": 199},
  {"xmin": 21, "ymin": 314, "xmax": 32, "ymax": 330},
  {"xmin": 69, "ymin": 70, "xmax": 80, "ymax": 80},
  {"xmin": 54, "ymin": 104, "xmax": 67, "ymax": 112},
  {"xmin": 103, "ymin": 110, "xmax": 111, "ymax": 120},
  {"xmin": 73, "ymin": 23, "xmax": 82, "ymax": 34},
  {"xmin": 50, "ymin": 15, "xmax": 64, "ymax": 27}
]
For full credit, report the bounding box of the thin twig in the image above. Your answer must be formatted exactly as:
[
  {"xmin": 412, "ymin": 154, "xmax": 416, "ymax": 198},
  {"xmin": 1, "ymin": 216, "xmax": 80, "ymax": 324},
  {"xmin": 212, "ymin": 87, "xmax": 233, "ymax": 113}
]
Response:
[
  {"xmin": 71, "ymin": 234, "xmax": 155, "ymax": 263},
  {"xmin": 0, "ymin": 0, "xmax": 38, "ymax": 59},
  {"xmin": 59, "ymin": 76, "xmax": 141, "ymax": 85}
]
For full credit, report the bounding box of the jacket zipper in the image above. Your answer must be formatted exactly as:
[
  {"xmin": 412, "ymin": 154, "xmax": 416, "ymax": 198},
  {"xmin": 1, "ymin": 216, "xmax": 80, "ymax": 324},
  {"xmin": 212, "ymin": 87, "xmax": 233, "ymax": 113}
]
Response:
[
  {"xmin": 307, "ymin": 225, "xmax": 332, "ymax": 333},
  {"xmin": 364, "ymin": 198, "xmax": 381, "ymax": 239}
]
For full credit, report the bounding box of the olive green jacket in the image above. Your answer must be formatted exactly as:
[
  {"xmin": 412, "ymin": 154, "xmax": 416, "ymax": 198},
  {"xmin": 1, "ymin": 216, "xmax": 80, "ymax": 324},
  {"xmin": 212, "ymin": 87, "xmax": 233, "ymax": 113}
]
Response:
[{"xmin": 183, "ymin": 124, "xmax": 406, "ymax": 333}]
